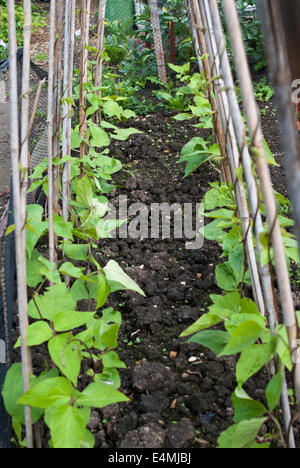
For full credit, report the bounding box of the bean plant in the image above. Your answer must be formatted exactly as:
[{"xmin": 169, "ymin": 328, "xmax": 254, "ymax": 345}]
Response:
[
  {"xmin": 164, "ymin": 57, "xmax": 300, "ymax": 447},
  {"xmin": 0, "ymin": 2, "xmax": 47, "ymax": 61},
  {"xmin": 180, "ymin": 175, "xmax": 299, "ymax": 448},
  {"xmin": 2, "ymin": 67, "xmax": 145, "ymax": 449}
]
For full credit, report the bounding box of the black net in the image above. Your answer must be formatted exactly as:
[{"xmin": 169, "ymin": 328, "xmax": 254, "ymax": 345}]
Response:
[{"xmin": 0, "ymin": 51, "xmax": 48, "ymax": 448}]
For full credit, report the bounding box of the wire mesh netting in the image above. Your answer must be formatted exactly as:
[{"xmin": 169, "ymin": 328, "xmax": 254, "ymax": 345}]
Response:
[
  {"xmin": 106, "ymin": 0, "xmax": 134, "ymax": 31},
  {"xmin": 0, "ymin": 52, "xmax": 48, "ymax": 448}
]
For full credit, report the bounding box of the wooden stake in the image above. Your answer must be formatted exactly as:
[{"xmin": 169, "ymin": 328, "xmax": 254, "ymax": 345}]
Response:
[
  {"xmin": 94, "ymin": 0, "xmax": 107, "ymax": 96},
  {"xmin": 208, "ymin": 0, "xmax": 295, "ymax": 447},
  {"xmin": 223, "ymin": 0, "xmax": 300, "ymax": 418},
  {"xmin": 62, "ymin": 0, "xmax": 76, "ymax": 222},
  {"xmin": 7, "ymin": 0, "xmax": 33, "ymax": 448},
  {"xmin": 79, "ymin": 0, "xmax": 91, "ymax": 174},
  {"xmin": 47, "ymin": 0, "xmax": 56, "ymax": 266},
  {"xmin": 148, "ymin": 0, "xmax": 167, "ymax": 84},
  {"xmin": 188, "ymin": 0, "xmax": 231, "ymax": 184}
]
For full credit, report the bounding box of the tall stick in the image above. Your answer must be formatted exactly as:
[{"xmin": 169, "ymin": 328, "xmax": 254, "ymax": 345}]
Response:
[
  {"xmin": 148, "ymin": 0, "xmax": 167, "ymax": 84},
  {"xmin": 258, "ymin": 0, "xmax": 300, "ymax": 268},
  {"xmin": 47, "ymin": 0, "xmax": 56, "ymax": 265},
  {"xmin": 189, "ymin": 0, "xmax": 231, "ymax": 184},
  {"xmin": 193, "ymin": 0, "xmax": 264, "ymax": 314},
  {"xmin": 79, "ymin": 0, "xmax": 91, "ymax": 172},
  {"xmin": 208, "ymin": 0, "xmax": 295, "ymax": 447},
  {"xmin": 222, "ymin": 0, "xmax": 300, "ymax": 415},
  {"xmin": 94, "ymin": 0, "xmax": 107, "ymax": 95},
  {"xmin": 62, "ymin": 0, "xmax": 76, "ymax": 222},
  {"xmin": 7, "ymin": 0, "xmax": 33, "ymax": 448},
  {"xmin": 52, "ymin": 0, "xmax": 63, "ymax": 219}
]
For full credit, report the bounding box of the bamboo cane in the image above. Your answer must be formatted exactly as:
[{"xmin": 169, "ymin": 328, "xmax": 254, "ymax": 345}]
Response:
[
  {"xmin": 258, "ymin": 0, "xmax": 300, "ymax": 272},
  {"xmin": 148, "ymin": 0, "xmax": 167, "ymax": 84},
  {"xmin": 62, "ymin": 0, "xmax": 76, "ymax": 222},
  {"xmin": 188, "ymin": 0, "xmax": 231, "ymax": 185},
  {"xmin": 184, "ymin": 0, "xmax": 203, "ymax": 72},
  {"xmin": 222, "ymin": 0, "xmax": 300, "ymax": 416},
  {"xmin": 79, "ymin": 0, "xmax": 91, "ymax": 172},
  {"xmin": 47, "ymin": 0, "xmax": 56, "ymax": 266},
  {"xmin": 52, "ymin": 0, "xmax": 63, "ymax": 222},
  {"xmin": 193, "ymin": 0, "xmax": 265, "ymax": 315},
  {"xmin": 7, "ymin": 0, "xmax": 33, "ymax": 448},
  {"xmin": 208, "ymin": 0, "xmax": 295, "ymax": 448},
  {"xmin": 94, "ymin": 0, "xmax": 107, "ymax": 96}
]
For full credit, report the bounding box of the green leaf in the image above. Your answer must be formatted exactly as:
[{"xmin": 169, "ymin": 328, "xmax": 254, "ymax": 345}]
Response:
[
  {"xmin": 102, "ymin": 100, "xmax": 122, "ymax": 119},
  {"xmin": 97, "ymin": 273, "xmax": 111, "ymax": 308},
  {"xmin": 17, "ymin": 377, "xmax": 72, "ymax": 409},
  {"xmin": 206, "ymin": 208, "xmax": 235, "ymax": 220},
  {"xmin": 215, "ymin": 262, "xmax": 239, "ymax": 291},
  {"xmin": 110, "ymin": 127, "xmax": 143, "ymax": 141},
  {"xmin": 122, "ymin": 109, "xmax": 136, "ymax": 119},
  {"xmin": 102, "ymin": 351, "xmax": 127, "ymax": 369},
  {"xmin": 209, "ymin": 291, "xmax": 241, "ymax": 317},
  {"xmin": 173, "ymin": 113, "xmax": 193, "ymax": 121},
  {"xmin": 48, "ymin": 334, "xmax": 82, "ymax": 386},
  {"xmin": 202, "ymin": 219, "xmax": 225, "ymax": 242},
  {"xmin": 103, "ymin": 260, "xmax": 145, "ymax": 296},
  {"xmin": 225, "ymin": 313, "xmax": 266, "ymax": 335},
  {"xmin": 28, "ymin": 283, "xmax": 76, "ymax": 320},
  {"xmin": 188, "ymin": 330, "xmax": 230, "ymax": 355},
  {"xmin": 71, "ymin": 127, "xmax": 82, "ymax": 149},
  {"xmin": 236, "ymin": 342, "xmax": 275, "ymax": 387},
  {"xmin": 217, "ymin": 418, "xmax": 266, "ymax": 448},
  {"xmin": 14, "ymin": 321, "xmax": 53, "ymax": 348},
  {"xmin": 240, "ymin": 297, "xmax": 260, "ymax": 315},
  {"xmin": 89, "ymin": 126, "xmax": 110, "ymax": 148},
  {"xmin": 263, "ymin": 138, "xmax": 279, "ymax": 166},
  {"xmin": 59, "ymin": 262, "xmax": 84, "ymax": 279},
  {"xmin": 184, "ymin": 151, "xmax": 213, "ymax": 177},
  {"xmin": 232, "ymin": 388, "xmax": 266, "ymax": 423},
  {"xmin": 53, "ymin": 214, "xmax": 74, "ymax": 240},
  {"xmin": 218, "ymin": 321, "xmax": 265, "ymax": 357},
  {"xmin": 63, "ymin": 243, "xmax": 89, "ymax": 261},
  {"xmin": 266, "ymin": 371, "xmax": 282, "ymax": 412},
  {"xmin": 168, "ymin": 62, "xmax": 190, "ymax": 75},
  {"xmin": 26, "ymin": 249, "xmax": 44, "ymax": 287},
  {"xmin": 44, "ymin": 405, "xmax": 91, "ymax": 449},
  {"xmin": 179, "ymin": 137, "xmax": 207, "ymax": 162},
  {"xmin": 76, "ymin": 381, "xmax": 129, "ymax": 408},
  {"xmin": 180, "ymin": 292, "xmax": 241, "ymax": 338},
  {"xmin": 2, "ymin": 364, "xmax": 44, "ymax": 424},
  {"xmin": 53, "ymin": 310, "xmax": 95, "ymax": 332},
  {"xmin": 38, "ymin": 256, "xmax": 61, "ymax": 284},
  {"xmin": 228, "ymin": 244, "xmax": 244, "ymax": 283},
  {"xmin": 96, "ymin": 308, "xmax": 122, "ymax": 350},
  {"xmin": 180, "ymin": 313, "xmax": 223, "ymax": 337},
  {"xmin": 76, "ymin": 175, "xmax": 94, "ymax": 207},
  {"xmin": 276, "ymin": 325, "xmax": 292, "ymax": 371},
  {"xmin": 95, "ymin": 368, "xmax": 121, "ymax": 389},
  {"xmin": 26, "ymin": 205, "xmax": 48, "ymax": 257}
]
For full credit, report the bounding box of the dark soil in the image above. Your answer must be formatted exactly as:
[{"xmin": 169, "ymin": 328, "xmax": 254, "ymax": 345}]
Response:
[
  {"xmin": 3, "ymin": 93, "xmax": 300, "ymax": 448},
  {"xmin": 1, "ymin": 9, "xmax": 299, "ymax": 444},
  {"xmin": 83, "ymin": 108, "xmax": 299, "ymax": 449}
]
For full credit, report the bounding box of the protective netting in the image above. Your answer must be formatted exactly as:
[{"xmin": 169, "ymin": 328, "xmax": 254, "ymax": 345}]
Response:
[
  {"xmin": 106, "ymin": 0, "xmax": 134, "ymax": 30},
  {"xmin": 0, "ymin": 51, "xmax": 48, "ymax": 448}
]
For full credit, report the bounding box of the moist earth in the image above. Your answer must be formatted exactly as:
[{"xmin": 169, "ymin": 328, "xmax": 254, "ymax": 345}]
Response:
[
  {"xmin": 8, "ymin": 102, "xmax": 298, "ymax": 448},
  {"xmin": 1, "ymin": 52, "xmax": 299, "ymax": 446}
]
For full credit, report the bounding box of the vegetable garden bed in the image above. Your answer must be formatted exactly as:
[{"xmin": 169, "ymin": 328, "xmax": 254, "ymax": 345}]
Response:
[{"xmin": 1, "ymin": 0, "xmax": 300, "ymax": 450}]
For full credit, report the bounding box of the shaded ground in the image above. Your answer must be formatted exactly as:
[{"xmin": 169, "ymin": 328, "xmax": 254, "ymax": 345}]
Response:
[
  {"xmin": 1, "ymin": 2, "xmax": 299, "ymax": 448},
  {"xmin": 9, "ymin": 107, "xmax": 298, "ymax": 448}
]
